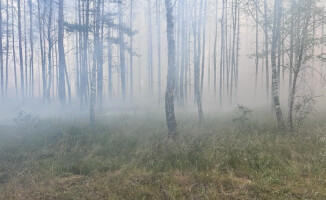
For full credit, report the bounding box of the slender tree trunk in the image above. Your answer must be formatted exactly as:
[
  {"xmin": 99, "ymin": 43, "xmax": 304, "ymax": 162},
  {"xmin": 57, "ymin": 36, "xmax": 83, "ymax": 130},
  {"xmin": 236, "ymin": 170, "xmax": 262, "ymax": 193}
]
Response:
[
  {"xmin": 81, "ymin": 0, "xmax": 90, "ymax": 106},
  {"xmin": 255, "ymin": 0, "xmax": 259, "ymax": 96},
  {"xmin": 220, "ymin": 0, "xmax": 225, "ymax": 106},
  {"xmin": 58, "ymin": 0, "xmax": 66, "ymax": 106},
  {"xmin": 230, "ymin": 0, "xmax": 237, "ymax": 104},
  {"xmin": 47, "ymin": 0, "xmax": 53, "ymax": 103},
  {"xmin": 37, "ymin": 0, "xmax": 46, "ymax": 101},
  {"xmin": 200, "ymin": 0, "xmax": 207, "ymax": 93},
  {"xmin": 90, "ymin": 0, "xmax": 101, "ymax": 125},
  {"xmin": 118, "ymin": 1, "xmax": 126, "ymax": 100},
  {"xmin": 24, "ymin": 0, "xmax": 28, "ymax": 97},
  {"xmin": 147, "ymin": 0, "xmax": 153, "ymax": 96},
  {"xmin": 12, "ymin": 0, "xmax": 18, "ymax": 96},
  {"xmin": 5, "ymin": 0, "xmax": 9, "ymax": 96},
  {"xmin": 271, "ymin": 0, "xmax": 285, "ymax": 129},
  {"xmin": 214, "ymin": 0, "xmax": 218, "ymax": 96},
  {"xmin": 156, "ymin": 0, "xmax": 162, "ymax": 104},
  {"xmin": 179, "ymin": 0, "xmax": 185, "ymax": 105},
  {"xmin": 18, "ymin": 0, "xmax": 25, "ymax": 99},
  {"xmin": 195, "ymin": 0, "xmax": 204, "ymax": 123},
  {"xmin": 107, "ymin": 30, "xmax": 113, "ymax": 99},
  {"xmin": 289, "ymin": 5, "xmax": 311, "ymax": 130},
  {"xmin": 288, "ymin": 0, "xmax": 294, "ymax": 106},
  {"xmin": 264, "ymin": 0, "xmax": 269, "ymax": 103},
  {"xmin": 0, "ymin": 0, "xmax": 3, "ymax": 98},
  {"xmin": 129, "ymin": 0, "xmax": 133, "ymax": 99},
  {"xmin": 29, "ymin": 0, "xmax": 34, "ymax": 98},
  {"xmin": 165, "ymin": 0, "xmax": 177, "ymax": 137},
  {"xmin": 235, "ymin": 2, "xmax": 240, "ymax": 97}
]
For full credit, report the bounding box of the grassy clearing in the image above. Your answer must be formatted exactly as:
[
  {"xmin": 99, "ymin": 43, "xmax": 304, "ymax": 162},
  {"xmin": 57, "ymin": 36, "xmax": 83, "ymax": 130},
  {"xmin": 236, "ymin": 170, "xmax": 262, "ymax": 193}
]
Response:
[{"xmin": 0, "ymin": 112, "xmax": 326, "ymax": 199}]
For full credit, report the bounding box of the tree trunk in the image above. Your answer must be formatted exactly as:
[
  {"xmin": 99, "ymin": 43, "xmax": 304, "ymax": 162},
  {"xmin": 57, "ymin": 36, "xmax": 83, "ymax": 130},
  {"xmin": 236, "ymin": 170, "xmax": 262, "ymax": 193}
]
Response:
[
  {"xmin": 288, "ymin": 4, "xmax": 311, "ymax": 130},
  {"xmin": 29, "ymin": 0, "xmax": 34, "ymax": 98},
  {"xmin": 12, "ymin": 0, "xmax": 18, "ymax": 96},
  {"xmin": 129, "ymin": 0, "xmax": 133, "ymax": 99},
  {"xmin": 147, "ymin": 0, "xmax": 153, "ymax": 96},
  {"xmin": 156, "ymin": 0, "xmax": 162, "ymax": 104},
  {"xmin": 5, "ymin": 0, "xmax": 9, "ymax": 96},
  {"xmin": 90, "ymin": 0, "xmax": 101, "ymax": 125},
  {"xmin": 264, "ymin": 0, "xmax": 269, "ymax": 103},
  {"xmin": 97, "ymin": 0, "xmax": 104, "ymax": 108},
  {"xmin": 255, "ymin": 0, "xmax": 259, "ymax": 96},
  {"xmin": 271, "ymin": 0, "xmax": 285, "ymax": 129},
  {"xmin": 37, "ymin": 0, "xmax": 46, "ymax": 101},
  {"xmin": 118, "ymin": 1, "xmax": 126, "ymax": 101},
  {"xmin": 165, "ymin": 0, "xmax": 177, "ymax": 137},
  {"xmin": 200, "ymin": 0, "xmax": 207, "ymax": 94},
  {"xmin": 58, "ymin": 0, "xmax": 66, "ymax": 106},
  {"xmin": 214, "ymin": 0, "xmax": 218, "ymax": 96},
  {"xmin": 18, "ymin": 0, "xmax": 25, "ymax": 99},
  {"xmin": 47, "ymin": 0, "xmax": 53, "ymax": 103}
]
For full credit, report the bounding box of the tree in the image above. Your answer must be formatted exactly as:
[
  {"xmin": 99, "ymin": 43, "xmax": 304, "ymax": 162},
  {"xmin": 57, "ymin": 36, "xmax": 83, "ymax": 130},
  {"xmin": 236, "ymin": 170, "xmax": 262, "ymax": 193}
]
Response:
[
  {"xmin": 165, "ymin": 0, "xmax": 177, "ymax": 137},
  {"xmin": 119, "ymin": 0, "xmax": 126, "ymax": 101},
  {"xmin": 5, "ymin": 0, "xmax": 9, "ymax": 96},
  {"xmin": 90, "ymin": 0, "xmax": 101, "ymax": 125},
  {"xmin": 288, "ymin": 0, "xmax": 315, "ymax": 130},
  {"xmin": 46, "ymin": 0, "xmax": 53, "ymax": 103},
  {"xmin": 58, "ymin": 0, "xmax": 66, "ymax": 106},
  {"xmin": 18, "ymin": 0, "xmax": 25, "ymax": 98},
  {"xmin": 156, "ymin": 0, "xmax": 162, "ymax": 104},
  {"xmin": 0, "ymin": 0, "xmax": 3, "ymax": 98},
  {"xmin": 147, "ymin": 0, "xmax": 153, "ymax": 96},
  {"xmin": 28, "ymin": 0, "xmax": 34, "ymax": 98},
  {"xmin": 129, "ymin": 0, "xmax": 134, "ymax": 99},
  {"xmin": 271, "ymin": 0, "xmax": 285, "ymax": 129}
]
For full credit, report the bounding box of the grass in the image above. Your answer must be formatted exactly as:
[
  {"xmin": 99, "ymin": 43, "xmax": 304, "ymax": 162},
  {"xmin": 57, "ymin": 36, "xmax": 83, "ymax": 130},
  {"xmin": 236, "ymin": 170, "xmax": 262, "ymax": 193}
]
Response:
[{"xmin": 0, "ymin": 112, "xmax": 326, "ymax": 199}]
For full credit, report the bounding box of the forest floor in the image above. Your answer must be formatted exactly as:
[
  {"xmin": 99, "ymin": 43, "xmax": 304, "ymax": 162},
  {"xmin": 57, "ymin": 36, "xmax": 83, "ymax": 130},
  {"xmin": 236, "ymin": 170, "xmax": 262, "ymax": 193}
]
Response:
[{"xmin": 0, "ymin": 111, "xmax": 326, "ymax": 199}]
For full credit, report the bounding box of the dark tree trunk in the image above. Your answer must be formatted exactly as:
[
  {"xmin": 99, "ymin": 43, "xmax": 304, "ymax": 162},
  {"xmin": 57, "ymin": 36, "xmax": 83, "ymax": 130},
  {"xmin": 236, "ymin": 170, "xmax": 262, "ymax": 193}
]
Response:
[
  {"xmin": 29, "ymin": 0, "xmax": 34, "ymax": 98},
  {"xmin": 264, "ymin": 0, "xmax": 270, "ymax": 103},
  {"xmin": 0, "ymin": 0, "xmax": 3, "ymax": 98},
  {"xmin": 37, "ymin": 0, "xmax": 46, "ymax": 101},
  {"xmin": 118, "ymin": 1, "xmax": 126, "ymax": 101},
  {"xmin": 147, "ymin": 0, "xmax": 153, "ymax": 96},
  {"xmin": 12, "ymin": 0, "xmax": 18, "ymax": 96},
  {"xmin": 156, "ymin": 0, "xmax": 162, "ymax": 104},
  {"xmin": 46, "ymin": 0, "xmax": 53, "ymax": 103},
  {"xmin": 58, "ymin": 0, "xmax": 66, "ymax": 106},
  {"xmin": 165, "ymin": 0, "xmax": 177, "ymax": 137},
  {"xmin": 129, "ymin": 0, "xmax": 133, "ymax": 99},
  {"xmin": 18, "ymin": 0, "xmax": 25, "ymax": 99},
  {"xmin": 90, "ymin": 0, "xmax": 101, "ymax": 125},
  {"xmin": 213, "ymin": 0, "xmax": 218, "ymax": 96},
  {"xmin": 5, "ymin": 0, "xmax": 9, "ymax": 96}
]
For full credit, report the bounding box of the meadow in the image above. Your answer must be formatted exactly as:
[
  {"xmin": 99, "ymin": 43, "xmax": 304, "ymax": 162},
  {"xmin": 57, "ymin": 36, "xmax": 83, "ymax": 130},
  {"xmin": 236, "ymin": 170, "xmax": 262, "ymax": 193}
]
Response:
[{"xmin": 0, "ymin": 111, "xmax": 326, "ymax": 199}]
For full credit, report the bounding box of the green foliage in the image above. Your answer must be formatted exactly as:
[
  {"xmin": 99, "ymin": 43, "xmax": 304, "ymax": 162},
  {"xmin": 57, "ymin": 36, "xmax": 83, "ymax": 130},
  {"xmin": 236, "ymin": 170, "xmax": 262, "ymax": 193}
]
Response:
[
  {"xmin": 233, "ymin": 104, "xmax": 253, "ymax": 123},
  {"xmin": 13, "ymin": 111, "xmax": 39, "ymax": 125},
  {"xmin": 294, "ymin": 95, "xmax": 317, "ymax": 128}
]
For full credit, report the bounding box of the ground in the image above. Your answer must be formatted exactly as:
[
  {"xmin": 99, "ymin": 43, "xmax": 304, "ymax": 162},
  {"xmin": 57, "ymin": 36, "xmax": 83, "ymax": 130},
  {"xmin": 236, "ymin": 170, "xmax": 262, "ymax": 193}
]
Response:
[{"xmin": 0, "ymin": 111, "xmax": 326, "ymax": 199}]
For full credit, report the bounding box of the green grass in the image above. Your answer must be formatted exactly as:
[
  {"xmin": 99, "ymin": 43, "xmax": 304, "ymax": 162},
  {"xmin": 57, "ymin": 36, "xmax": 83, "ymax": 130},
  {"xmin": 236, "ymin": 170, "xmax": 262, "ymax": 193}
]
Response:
[{"xmin": 0, "ymin": 112, "xmax": 326, "ymax": 199}]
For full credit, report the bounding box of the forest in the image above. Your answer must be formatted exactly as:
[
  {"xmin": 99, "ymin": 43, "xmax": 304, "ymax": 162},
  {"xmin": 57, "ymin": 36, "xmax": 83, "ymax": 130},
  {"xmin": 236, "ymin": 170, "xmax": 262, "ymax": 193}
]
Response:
[{"xmin": 0, "ymin": 0, "xmax": 326, "ymax": 199}]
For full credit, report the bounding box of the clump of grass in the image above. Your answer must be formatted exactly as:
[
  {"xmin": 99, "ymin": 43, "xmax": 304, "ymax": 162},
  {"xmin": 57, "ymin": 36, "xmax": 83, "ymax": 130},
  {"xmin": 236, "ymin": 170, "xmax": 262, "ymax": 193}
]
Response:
[{"xmin": 0, "ymin": 113, "xmax": 326, "ymax": 199}]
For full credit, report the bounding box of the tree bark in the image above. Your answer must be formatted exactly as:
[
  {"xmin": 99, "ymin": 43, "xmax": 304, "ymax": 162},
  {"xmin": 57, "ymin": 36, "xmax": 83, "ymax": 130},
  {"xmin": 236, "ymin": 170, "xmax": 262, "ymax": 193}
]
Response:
[
  {"xmin": 118, "ymin": 1, "xmax": 126, "ymax": 101},
  {"xmin": 58, "ymin": 0, "xmax": 66, "ymax": 106},
  {"xmin": 165, "ymin": 0, "xmax": 177, "ymax": 137},
  {"xmin": 271, "ymin": 0, "xmax": 285, "ymax": 129},
  {"xmin": 90, "ymin": 0, "xmax": 101, "ymax": 125},
  {"xmin": 18, "ymin": 0, "xmax": 25, "ymax": 99}
]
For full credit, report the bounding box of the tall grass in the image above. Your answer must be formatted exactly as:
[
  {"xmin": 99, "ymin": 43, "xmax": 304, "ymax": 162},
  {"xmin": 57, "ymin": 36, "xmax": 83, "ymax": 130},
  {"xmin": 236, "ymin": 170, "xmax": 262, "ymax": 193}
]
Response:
[{"xmin": 0, "ymin": 112, "xmax": 326, "ymax": 199}]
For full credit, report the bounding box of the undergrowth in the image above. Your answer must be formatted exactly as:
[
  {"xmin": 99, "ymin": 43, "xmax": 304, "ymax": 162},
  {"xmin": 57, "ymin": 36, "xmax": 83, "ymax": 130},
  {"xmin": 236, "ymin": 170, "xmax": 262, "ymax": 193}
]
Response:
[{"xmin": 0, "ymin": 113, "xmax": 326, "ymax": 199}]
